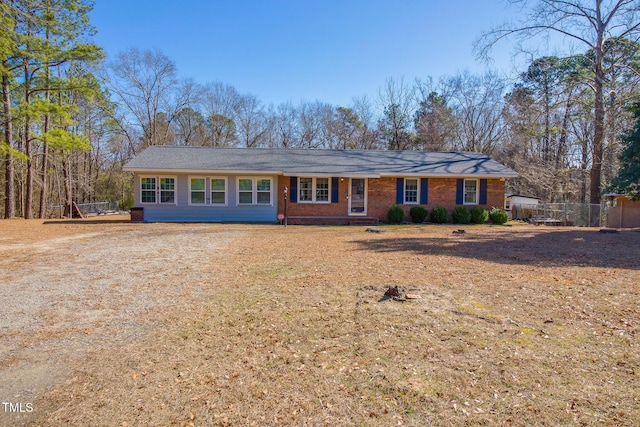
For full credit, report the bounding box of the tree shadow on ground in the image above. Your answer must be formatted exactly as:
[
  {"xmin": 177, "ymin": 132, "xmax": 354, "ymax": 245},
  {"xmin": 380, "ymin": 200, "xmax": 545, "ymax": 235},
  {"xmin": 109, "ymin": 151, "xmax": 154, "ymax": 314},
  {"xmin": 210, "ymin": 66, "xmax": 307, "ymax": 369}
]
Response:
[
  {"xmin": 43, "ymin": 219, "xmax": 133, "ymax": 225},
  {"xmin": 354, "ymin": 228, "xmax": 640, "ymax": 270}
]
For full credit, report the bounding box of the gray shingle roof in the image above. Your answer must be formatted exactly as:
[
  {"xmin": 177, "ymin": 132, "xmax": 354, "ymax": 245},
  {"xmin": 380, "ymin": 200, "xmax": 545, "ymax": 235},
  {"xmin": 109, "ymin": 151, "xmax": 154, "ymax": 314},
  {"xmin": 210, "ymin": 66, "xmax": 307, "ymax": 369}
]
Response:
[{"xmin": 123, "ymin": 146, "xmax": 518, "ymax": 178}]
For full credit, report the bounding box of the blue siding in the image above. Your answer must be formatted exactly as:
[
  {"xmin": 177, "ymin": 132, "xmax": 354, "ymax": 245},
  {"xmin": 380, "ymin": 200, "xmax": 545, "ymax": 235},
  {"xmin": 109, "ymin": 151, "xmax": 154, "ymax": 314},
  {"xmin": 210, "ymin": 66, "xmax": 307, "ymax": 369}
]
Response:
[{"xmin": 136, "ymin": 174, "xmax": 278, "ymax": 222}]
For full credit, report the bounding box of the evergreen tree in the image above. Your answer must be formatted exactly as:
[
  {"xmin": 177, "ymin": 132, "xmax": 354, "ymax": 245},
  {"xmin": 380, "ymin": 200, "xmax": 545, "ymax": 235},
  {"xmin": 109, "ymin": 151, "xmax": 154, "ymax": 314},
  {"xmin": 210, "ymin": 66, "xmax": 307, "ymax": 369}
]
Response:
[
  {"xmin": 2, "ymin": 0, "xmax": 103, "ymax": 218},
  {"xmin": 608, "ymin": 103, "xmax": 640, "ymax": 200}
]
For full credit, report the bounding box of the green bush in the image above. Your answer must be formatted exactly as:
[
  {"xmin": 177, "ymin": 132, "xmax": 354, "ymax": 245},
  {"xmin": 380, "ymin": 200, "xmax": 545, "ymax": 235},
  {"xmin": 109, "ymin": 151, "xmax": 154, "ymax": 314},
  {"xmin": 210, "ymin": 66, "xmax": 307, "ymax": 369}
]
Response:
[
  {"xmin": 489, "ymin": 207, "xmax": 509, "ymax": 225},
  {"xmin": 452, "ymin": 206, "xmax": 471, "ymax": 224},
  {"xmin": 387, "ymin": 204, "xmax": 405, "ymax": 224},
  {"xmin": 430, "ymin": 206, "xmax": 449, "ymax": 224},
  {"xmin": 470, "ymin": 206, "xmax": 489, "ymax": 224},
  {"xmin": 120, "ymin": 195, "xmax": 134, "ymax": 210},
  {"xmin": 409, "ymin": 206, "xmax": 428, "ymax": 223}
]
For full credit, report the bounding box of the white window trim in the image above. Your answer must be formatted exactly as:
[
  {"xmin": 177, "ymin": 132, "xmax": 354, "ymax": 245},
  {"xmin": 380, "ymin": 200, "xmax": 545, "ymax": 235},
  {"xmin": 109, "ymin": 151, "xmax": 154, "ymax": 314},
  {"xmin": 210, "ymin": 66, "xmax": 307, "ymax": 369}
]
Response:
[
  {"xmin": 140, "ymin": 175, "xmax": 177, "ymax": 205},
  {"xmin": 187, "ymin": 176, "xmax": 229, "ymax": 206},
  {"xmin": 140, "ymin": 176, "xmax": 157, "ymax": 204},
  {"xmin": 210, "ymin": 177, "xmax": 228, "ymax": 206},
  {"xmin": 188, "ymin": 176, "xmax": 207, "ymax": 206},
  {"xmin": 403, "ymin": 177, "xmax": 419, "ymax": 205},
  {"xmin": 463, "ymin": 178, "xmax": 479, "ymax": 205},
  {"xmin": 237, "ymin": 177, "xmax": 273, "ymax": 206},
  {"xmin": 298, "ymin": 177, "xmax": 331, "ymax": 204}
]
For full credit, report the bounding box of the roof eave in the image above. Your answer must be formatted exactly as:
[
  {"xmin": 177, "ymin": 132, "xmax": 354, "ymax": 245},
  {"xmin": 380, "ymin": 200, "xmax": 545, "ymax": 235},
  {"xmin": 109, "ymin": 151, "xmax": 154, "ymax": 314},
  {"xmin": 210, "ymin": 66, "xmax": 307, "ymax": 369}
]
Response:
[
  {"xmin": 123, "ymin": 167, "xmax": 518, "ymax": 179},
  {"xmin": 378, "ymin": 172, "xmax": 519, "ymax": 179},
  {"xmin": 123, "ymin": 167, "xmax": 285, "ymax": 175},
  {"xmin": 282, "ymin": 172, "xmax": 381, "ymax": 178}
]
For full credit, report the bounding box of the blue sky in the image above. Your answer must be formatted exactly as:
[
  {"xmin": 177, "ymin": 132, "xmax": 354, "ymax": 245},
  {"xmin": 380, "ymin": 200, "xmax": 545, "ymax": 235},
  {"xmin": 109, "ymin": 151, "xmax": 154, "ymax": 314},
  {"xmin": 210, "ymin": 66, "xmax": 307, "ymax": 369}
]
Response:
[{"xmin": 90, "ymin": 0, "xmax": 526, "ymax": 107}]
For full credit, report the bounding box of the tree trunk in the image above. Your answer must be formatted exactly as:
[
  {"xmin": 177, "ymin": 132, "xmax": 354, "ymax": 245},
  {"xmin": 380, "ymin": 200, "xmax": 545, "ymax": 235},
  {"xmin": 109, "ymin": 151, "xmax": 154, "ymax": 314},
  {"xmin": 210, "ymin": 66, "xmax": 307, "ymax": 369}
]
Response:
[
  {"xmin": 557, "ymin": 88, "xmax": 573, "ymax": 169},
  {"xmin": 63, "ymin": 155, "xmax": 72, "ymax": 217},
  {"xmin": 38, "ymin": 19, "xmax": 52, "ymax": 219},
  {"xmin": 590, "ymin": 22, "xmax": 605, "ymax": 204},
  {"xmin": 25, "ymin": 127, "xmax": 33, "ymax": 219},
  {"xmin": 39, "ymin": 115, "xmax": 50, "ymax": 218},
  {"xmin": 3, "ymin": 73, "xmax": 15, "ymax": 219},
  {"xmin": 23, "ymin": 25, "xmax": 33, "ymax": 219}
]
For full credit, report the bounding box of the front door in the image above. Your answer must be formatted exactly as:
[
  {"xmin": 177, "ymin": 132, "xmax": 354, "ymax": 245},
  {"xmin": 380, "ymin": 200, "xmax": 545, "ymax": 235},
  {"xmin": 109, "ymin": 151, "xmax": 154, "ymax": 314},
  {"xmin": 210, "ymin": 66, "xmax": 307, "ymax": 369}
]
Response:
[{"xmin": 349, "ymin": 178, "xmax": 367, "ymax": 215}]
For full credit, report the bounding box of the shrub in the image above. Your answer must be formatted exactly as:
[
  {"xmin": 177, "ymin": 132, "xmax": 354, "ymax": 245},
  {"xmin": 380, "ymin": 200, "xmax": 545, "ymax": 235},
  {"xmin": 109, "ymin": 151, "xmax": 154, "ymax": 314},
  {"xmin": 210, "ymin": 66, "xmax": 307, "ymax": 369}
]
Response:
[
  {"xmin": 430, "ymin": 206, "xmax": 449, "ymax": 224},
  {"xmin": 452, "ymin": 206, "xmax": 471, "ymax": 224},
  {"xmin": 120, "ymin": 195, "xmax": 134, "ymax": 211},
  {"xmin": 409, "ymin": 206, "xmax": 428, "ymax": 223},
  {"xmin": 489, "ymin": 207, "xmax": 509, "ymax": 225},
  {"xmin": 387, "ymin": 204, "xmax": 405, "ymax": 224},
  {"xmin": 470, "ymin": 206, "xmax": 489, "ymax": 224}
]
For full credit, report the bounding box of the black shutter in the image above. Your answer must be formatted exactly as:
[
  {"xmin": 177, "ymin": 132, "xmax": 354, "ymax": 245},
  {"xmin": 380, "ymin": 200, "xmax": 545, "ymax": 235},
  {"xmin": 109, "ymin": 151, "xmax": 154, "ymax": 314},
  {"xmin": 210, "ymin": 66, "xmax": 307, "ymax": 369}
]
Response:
[
  {"xmin": 396, "ymin": 178, "xmax": 404, "ymax": 204},
  {"xmin": 456, "ymin": 179, "xmax": 464, "ymax": 205},
  {"xmin": 331, "ymin": 177, "xmax": 339, "ymax": 203},
  {"xmin": 290, "ymin": 176, "xmax": 297, "ymax": 203},
  {"xmin": 479, "ymin": 179, "xmax": 488, "ymax": 205},
  {"xmin": 420, "ymin": 178, "xmax": 428, "ymax": 204}
]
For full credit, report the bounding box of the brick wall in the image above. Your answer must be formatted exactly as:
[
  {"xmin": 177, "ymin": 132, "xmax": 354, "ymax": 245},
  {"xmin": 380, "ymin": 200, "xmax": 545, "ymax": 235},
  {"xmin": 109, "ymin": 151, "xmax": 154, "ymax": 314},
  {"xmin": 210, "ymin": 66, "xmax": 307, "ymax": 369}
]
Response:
[
  {"xmin": 367, "ymin": 177, "xmax": 506, "ymax": 223},
  {"xmin": 367, "ymin": 177, "xmax": 397, "ymax": 221},
  {"xmin": 486, "ymin": 179, "xmax": 507, "ymax": 210},
  {"xmin": 130, "ymin": 207, "xmax": 144, "ymax": 222},
  {"xmin": 277, "ymin": 177, "xmax": 348, "ymax": 217},
  {"xmin": 278, "ymin": 176, "xmax": 507, "ymax": 223}
]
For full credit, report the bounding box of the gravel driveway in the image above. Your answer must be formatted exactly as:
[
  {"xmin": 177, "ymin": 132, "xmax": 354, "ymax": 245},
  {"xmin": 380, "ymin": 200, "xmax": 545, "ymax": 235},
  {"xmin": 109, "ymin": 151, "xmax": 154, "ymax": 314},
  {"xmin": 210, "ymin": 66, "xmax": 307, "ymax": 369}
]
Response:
[{"xmin": 0, "ymin": 221, "xmax": 239, "ymax": 425}]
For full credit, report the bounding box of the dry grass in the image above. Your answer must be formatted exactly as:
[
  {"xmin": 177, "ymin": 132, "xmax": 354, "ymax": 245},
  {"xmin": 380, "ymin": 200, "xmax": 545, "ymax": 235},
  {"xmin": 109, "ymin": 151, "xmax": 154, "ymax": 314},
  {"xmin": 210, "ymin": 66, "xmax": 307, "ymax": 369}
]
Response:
[{"xmin": 1, "ymin": 218, "xmax": 638, "ymax": 426}]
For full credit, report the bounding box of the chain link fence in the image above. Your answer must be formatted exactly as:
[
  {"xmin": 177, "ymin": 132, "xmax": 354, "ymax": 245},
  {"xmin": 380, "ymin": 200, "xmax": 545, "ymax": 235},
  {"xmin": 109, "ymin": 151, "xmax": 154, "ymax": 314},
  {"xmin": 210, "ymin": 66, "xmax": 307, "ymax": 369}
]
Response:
[
  {"xmin": 49, "ymin": 201, "xmax": 120, "ymax": 218},
  {"xmin": 511, "ymin": 202, "xmax": 607, "ymax": 227}
]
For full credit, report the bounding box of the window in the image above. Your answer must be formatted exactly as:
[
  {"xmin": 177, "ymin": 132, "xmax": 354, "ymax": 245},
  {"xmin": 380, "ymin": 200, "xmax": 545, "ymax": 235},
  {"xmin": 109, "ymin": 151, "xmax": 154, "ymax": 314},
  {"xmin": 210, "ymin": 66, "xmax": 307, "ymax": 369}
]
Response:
[
  {"xmin": 316, "ymin": 178, "xmax": 329, "ymax": 202},
  {"xmin": 238, "ymin": 179, "xmax": 254, "ymax": 204},
  {"xmin": 256, "ymin": 179, "xmax": 271, "ymax": 204},
  {"xmin": 211, "ymin": 178, "xmax": 226, "ymax": 205},
  {"xmin": 299, "ymin": 178, "xmax": 313, "ymax": 201},
  {"xmin": 238, "ymin": 177, "xmax": 272, "ymax": 205},
  {"xmin": 141, "ymin": 177, "xmax": 156, "ymax": 203},
  {"xmin": 190, "ymin": 178, "xmax": 206, "ymax": 204},
  {"xmin": 298, "ymin": 177, "xmax": 330, "ymax": 203},
  {"xmin": 464, "ymin": 179, "xmax": 478, "ymax": 204},
  {"xmin": 140, "ymin": 176, "xmax": 176, "ymax": 204},
  {"xmin": 404, "ymin": 178, "xmax": 418, "ymax": 204},
  {"xmin": 159, "ymin": 178, "xmax": 175, "ymax": 204}
]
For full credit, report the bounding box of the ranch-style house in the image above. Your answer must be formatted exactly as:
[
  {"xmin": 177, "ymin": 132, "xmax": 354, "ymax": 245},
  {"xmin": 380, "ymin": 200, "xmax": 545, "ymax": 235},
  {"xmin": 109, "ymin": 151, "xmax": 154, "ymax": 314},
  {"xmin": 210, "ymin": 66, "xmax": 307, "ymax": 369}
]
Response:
[{"xmin": 123, "ymin": 146, "xmax": 518, "ymax": 224}]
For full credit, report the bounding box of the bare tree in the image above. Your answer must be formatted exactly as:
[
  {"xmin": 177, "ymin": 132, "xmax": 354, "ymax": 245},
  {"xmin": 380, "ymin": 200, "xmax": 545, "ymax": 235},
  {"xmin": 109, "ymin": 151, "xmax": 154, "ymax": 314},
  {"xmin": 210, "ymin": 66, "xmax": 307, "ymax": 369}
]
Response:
[
  {"xmin": 201, "ymin": 81, "xmax": 241, "ymax": 146},
  {"xmin": 476, "ymin": 0, "xmax": 640, "ymax": 203},
  {"xmin": 328, "ymin": 106, "xmax": 363, "ymax": 149},
  {"xmin": 351, "ymin": 96, "xmax": 381, "ymax": 149},
  {"xmin": 172, "ymin": 79, "xmax": 206, "ymax": 145},
  {"xmin": 447, "ymin": 71, "xmax": 506, "ymax": 154},
  {"xmin": 235, "ymin": 93, "xmax": 268, "ymax": 147},
  {"xmin": 415, "ymin": 77, "xmax": 456, "ymax": 151},
  {"xmin": 377, "ymin": 77, "xmax": 416, "ymax": 150},
  {"xmin": 103, "ymin": 48, "xmax": 179, "ymax": 153},
  {"xmin": 299, "ymin": 100, "xmax": 332, "ymax": 148},
  {"xmin": 272, "ymin": 102, "xmax": 299, "ymax": 148}
]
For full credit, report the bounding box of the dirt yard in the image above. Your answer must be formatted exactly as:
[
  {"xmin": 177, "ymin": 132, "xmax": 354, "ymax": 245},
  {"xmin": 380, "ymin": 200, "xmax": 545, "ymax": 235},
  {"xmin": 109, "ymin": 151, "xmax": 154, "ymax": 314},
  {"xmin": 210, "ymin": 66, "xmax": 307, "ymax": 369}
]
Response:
[{"xmin": 0, "ymin": 217, "xmax": 638, "ymax": 426}]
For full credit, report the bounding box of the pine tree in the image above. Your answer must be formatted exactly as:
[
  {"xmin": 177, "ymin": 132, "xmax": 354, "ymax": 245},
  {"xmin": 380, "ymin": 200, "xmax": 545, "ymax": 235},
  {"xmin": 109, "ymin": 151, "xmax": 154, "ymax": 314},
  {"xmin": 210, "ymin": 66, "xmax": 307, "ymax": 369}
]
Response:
[
  {"xmin": 608, "ymin": 103, "xmax": 640, "ymax": 200},
  {"xmin": 3, "ymin": 0, "xmax": 103, "ymax": 218}
]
